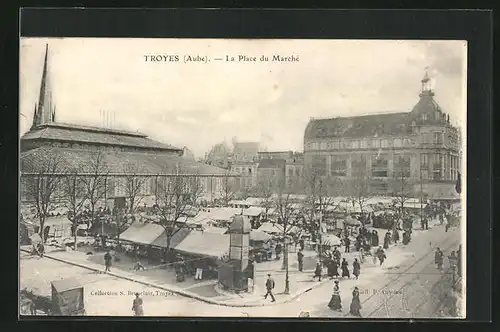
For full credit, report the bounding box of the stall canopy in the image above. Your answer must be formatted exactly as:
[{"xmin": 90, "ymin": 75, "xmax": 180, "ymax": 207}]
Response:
[
  {"xmin": 343, "ymin": 218, "xmax": 362, "ymax": 227},
  {"xmin": 258, "ymin": 222, "xmax": 283, "ymax": 234},
  {"xmin": 250, "ymin": 229, "xmax": 271, "ymax": 242},
  {"xmin": 151, "ymin": 227, "xmax": 191, "ymax": 249},
  {"xmin": 175, "ymin": 232, "xmax": 230, "ymax": 259},
  {"xmin": 202, "ymin": 226, "xmax": 228, "ymax": 234},
  {"xmin": 321, "ymin": 233, "xmax": 341, "ymax": 246},
  {"xmin": 243, "ymin": 207, "xmax": 265, "ymax": 217},
  {"xmin": 258, "ymin": 222, "xmax": 301, "ymax": 235},
  {"xmin": 119, "ymin": 222, "xmax": 191, "ymax": 248}
]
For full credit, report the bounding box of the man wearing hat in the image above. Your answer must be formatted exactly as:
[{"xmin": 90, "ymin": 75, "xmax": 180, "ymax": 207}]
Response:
[{"xmin": 264, "ymin": 274, "xmax": 276, "ymax": 302}]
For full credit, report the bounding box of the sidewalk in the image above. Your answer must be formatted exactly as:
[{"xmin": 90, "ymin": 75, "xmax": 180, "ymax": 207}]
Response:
[{"xmin": 19, "ymin": 246, "xmax": 331, "ymax": 308}]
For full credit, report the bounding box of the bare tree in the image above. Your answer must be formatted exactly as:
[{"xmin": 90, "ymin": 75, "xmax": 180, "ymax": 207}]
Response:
[
  {"xmin": 123, "ymin": 163, "xmax": 149, "ymax": 214},
  {"xmin": 219, "ymin": 173, "xmax": 236, "ymax": 205},
  {"xmin": 80, "ymin": 150, "xmax": 109, "ymax": 226},
  {"xmin": 389, "ymin": 155, "xmax": 415, "ymax": 231},
  {"xmin": 302, "ymin": 166, "xmax": 341, "ymax": 267},
  {"xmin": 255, "ymin": 173, "xmax": 275, "ymax": 221},
  {"xmin": 348, "ymin": 155, "xmax": 372, "ymax": 221},
  {"xmin": 154, "ymin": 170, "xmax": 204, "ymax": 259},
  {"xmin": 21, "ymin": 152, "xmax": 65, "ymax": 243},
  {"xmin": 273, "ymin": 176, "xmax": 302, "ymax": 294},
  {"xmin": 62, "ymin": 171, "xmax": 87, "ymax": 250}
]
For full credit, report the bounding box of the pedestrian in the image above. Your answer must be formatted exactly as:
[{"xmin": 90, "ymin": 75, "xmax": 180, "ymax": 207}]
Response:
[
  {"xmin": 299, "ymin": 238, "xmax": 305, "ymax": 251},
  {"xmin": 195, "ymin": 259, "xmax": 203, "ymax": 280},
  {"xmin": 174, "ymin": 258, "xmax": 186, "ymax": 282},
  {"xmin": 264, "ymin": 274, "xmax": 276, "ymax": 302},
  {"xmin": 314, "ymin": 261, "xmax": 322, "ymax": 281},
  {"xmin": 328, "ymin": 280, "xmax": 342, "ymax": 312},
  {"xmin": 349, "ymin": 286, "xmax": 362, "ymax": 317},
  {"xmin": 383, "ymin": 232, "xmax": 390, "ymax": 250},
  {"xmin": 341, "ymin": 258, "xmax": 350, "ymax": 279},
  {"xmin": 372, "ymin": 230, "xmax": 379, "ymax": 247},
  {"xmin": 435, "ymin": 247, "xmax": 444, "ymax": 270},
  {"xmin": 132, "ymin": 260, "xmax": 145, "ymax": 271},
  {"xmin": 104, "ymin": 250, "xmax": 112, "ymax": 272},
  {"xmin": 353, "ymin": 258, "xmax": 361, "ymax": 280},
  {"xmin": 359, "ymin": 247, "xmax": 365, "ymax": 264},
  {"xmin": 333, "ymin": 247, "xmax": 341, "ymax": 262},
  {"xmin": 372, "ymin": 247, "xmax": 378, "ymax": 265},
  {"xmin": 377, "ymin": 247, "xmax": 386, "ymax": 266},
  {"xmin": 132, "ymin": 293, "xmax": 144, "ymax": 316},
  {"xmin": 275, "ymin": 243, "xmax": 282, "ymax": 260},
  {"xmin": 297, "ymin": 249, "xmax": 304, "ymax": 272},
  {"xmin": 37, "ymin": 242, "xmax": 45, "ymax": 258},
  {"xmin": 393, "ymin": 228, "xmax": 400, "ymax": 244},
  {"xmin": 344, "ymin": 236, "xmax": 351, "ymax": 253}
]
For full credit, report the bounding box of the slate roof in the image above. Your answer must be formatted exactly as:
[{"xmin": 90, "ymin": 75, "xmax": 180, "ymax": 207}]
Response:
[
  {"xmin": 257, "ymin": 158, "xmax": 286, "ymax": 169},
  {"xmin": 305, "ymin": 112, "xmax": 412, "ymax": 140},
  {"xmin": 20, "ymin": 146, "xmax": 229, "ymax": 176},
  {"xmin": 305, "ymin": 90, "xmax": 448, "ymax": 140},
  {"xmin": 21, "ymin": 122, "xmax": 182, "ymax": 152}
]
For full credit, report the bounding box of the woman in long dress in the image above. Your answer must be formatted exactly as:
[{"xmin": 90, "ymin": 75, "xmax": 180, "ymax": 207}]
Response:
[
  {"xmin": 349, "ymin": 287, "xmax": 362, "ymax": 317},
  {"xmin": 341, "ymin": 258, "xmax": 350, "ymax": 279},
  {"xmin": 328, "ymin": 281, "xmax": 342, "ymax": 312},
  {"xmin": 132, "ymin": 293, "xmax": 144, "ymax": 316}
]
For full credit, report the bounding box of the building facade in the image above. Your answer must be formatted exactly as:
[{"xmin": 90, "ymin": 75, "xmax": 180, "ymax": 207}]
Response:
[
  {"xmin": 303, "ymin": 73, "xmax": 461, "ymax": 198},
  {"xmin": 230, "ymin": 161, "xmax": 258, "ymax": 191}
]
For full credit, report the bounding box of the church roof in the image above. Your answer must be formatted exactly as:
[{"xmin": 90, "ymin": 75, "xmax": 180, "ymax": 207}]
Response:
[
  {"xmin": 20, "ymin": 146, "xmax": 229, "ymax": 176},
  {"xmin": 21, "ymin": 122, "xmax": 182, "ymax": 152},
  {"xmin": 304, "ymin": 112, "xmax": 412, "ymax": 140}
]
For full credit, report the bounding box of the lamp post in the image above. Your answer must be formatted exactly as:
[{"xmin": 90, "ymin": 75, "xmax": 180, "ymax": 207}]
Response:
[{"xmin": 448, "ymin": 253, "xmax": 458, "ymax": 288}]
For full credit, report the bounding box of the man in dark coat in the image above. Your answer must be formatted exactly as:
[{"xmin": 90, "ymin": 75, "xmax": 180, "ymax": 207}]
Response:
[
  {"xmin": 341, "ymin": 258, "xmax": 350, "ymax": 279},
  {"xmin": 435, "ymin": 247, "xmax": 444, "ymax": 270},
  {"xmin": 353, "ymin": 258, "xmax": 361, "ymax": 280},
  {"xmin": 104, "ymin": 250, "xmax": 112, "ymax": 272},
  {"xmin": 264, "ymin": 274, "xmax": 276, "ymax": 302},
  {"xmin": 333, "ymin": 247, "xmax": 341, "ymax": 262},
  {"xmin": 297, "ymin": 249, "xmax": 304, "ymax": 272},
  {"xmin": 299, "ymin": 238, "xmax": 305, "ymax": 251},
  {"xmin": 275, "ymin": 243, "xmax": 282, "ymax": 260},
  {"xmin": 314, "ymin": 262, "xmax": 322, "ymax": 281},
  {"xmin": 344, "ymin": 236, "xmax": 351, "ymax": 253}
]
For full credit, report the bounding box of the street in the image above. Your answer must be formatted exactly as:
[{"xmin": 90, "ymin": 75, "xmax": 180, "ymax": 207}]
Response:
[{"xmin": 20, "ymin": 223, "xmax": 462, "ymax": 317}]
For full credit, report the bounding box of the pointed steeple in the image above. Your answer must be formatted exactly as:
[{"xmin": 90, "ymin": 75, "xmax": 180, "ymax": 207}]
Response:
[
  {"xmin": 37, "ymin": 44, "xmax": 54, "ymax": 125},
  {"xmin": 30, "ymin": 103, "xmax": 39, "ymax": 130}
]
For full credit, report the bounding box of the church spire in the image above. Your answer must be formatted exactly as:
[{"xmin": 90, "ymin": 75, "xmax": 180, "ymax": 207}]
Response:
[
  {"xmin": 30, "ymin": 103, "xmax": 39, "ymax": 130},
  {"xmin": 33, "ymin": 43, "xmax": 55, "ymax": 128}
]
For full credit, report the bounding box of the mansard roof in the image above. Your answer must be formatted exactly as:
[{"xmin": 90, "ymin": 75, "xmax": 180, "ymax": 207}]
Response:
[
  {"xmin": 304, "ymin": 112, "xmax": 412, "ymax": 140},
  {"xmin": 305, "ymin": 90, "xmax": 450, "ymax": 140},
  {"xmin": 21, "ymin": 122, "xmax": 182, "ymax": 152}
]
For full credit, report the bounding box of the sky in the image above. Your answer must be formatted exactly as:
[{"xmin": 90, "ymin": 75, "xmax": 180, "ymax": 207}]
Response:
[{"xmin": 19, "ymin": 38, "xmax": 467, "ymax": 158}]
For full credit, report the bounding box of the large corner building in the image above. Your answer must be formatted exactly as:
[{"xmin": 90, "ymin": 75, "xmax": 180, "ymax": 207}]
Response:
[{"xmin": 303, "ymin": 72, "xmax": 462, "ymax": 199}]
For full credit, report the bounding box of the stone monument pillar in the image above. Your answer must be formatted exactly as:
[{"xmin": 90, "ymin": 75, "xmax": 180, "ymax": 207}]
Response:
[{"xmin": 228, "ymin": 215, "xmax": 251, "ymax": 292}]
